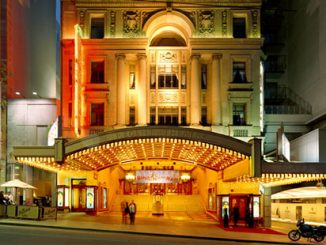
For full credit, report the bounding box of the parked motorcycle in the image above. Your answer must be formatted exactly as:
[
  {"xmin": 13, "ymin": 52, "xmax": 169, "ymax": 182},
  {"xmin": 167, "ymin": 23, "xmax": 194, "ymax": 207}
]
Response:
[{"xmin": 288, "ymin": 219, "xmax": 324, "ymax": 242}]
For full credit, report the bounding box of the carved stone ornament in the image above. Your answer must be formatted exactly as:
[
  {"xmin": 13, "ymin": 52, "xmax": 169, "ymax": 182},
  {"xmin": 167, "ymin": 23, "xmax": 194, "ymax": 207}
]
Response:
[
  {"xmin": 79, "ymin": 10, "xmax": 85, "ymax": 28},
  {"xmin": 251, "ymin": 10, "xmax": 258, "ymax": 37},
  {"xmin": 123, "ymin": 11, "xmax": 140, "ymax": 33},
  {"xmin": 110, "ymin": 11, "xmax": 116, "ymax": 36},
  {"xmin": 222, "ymin": 10, "xmax": 227, "ymax": 36},
  {"xmin": 159, "ymin": 51, "xmax": 177, "ymax": 63},
  {"xmin": 158, "ymin": 92, "xmax": 178, "ymax": 104},
  {"xmin": 199, "ymin": 10, "xmax": 214, "ymax": 33}
]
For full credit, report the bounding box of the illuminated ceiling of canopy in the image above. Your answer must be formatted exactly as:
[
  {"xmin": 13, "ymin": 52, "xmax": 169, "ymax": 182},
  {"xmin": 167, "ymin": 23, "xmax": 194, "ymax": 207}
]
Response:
[{"xmin": 16, "ymin": 138, "xmax": 248, "ymax": 173}]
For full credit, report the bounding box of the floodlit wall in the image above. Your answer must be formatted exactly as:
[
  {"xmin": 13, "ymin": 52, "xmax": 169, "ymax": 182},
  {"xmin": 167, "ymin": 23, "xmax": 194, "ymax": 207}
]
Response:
[
  {"xmin": 272, "ymin": 202, "xmax": 326, "ymax": 223},
  {"xmin": 290, "ymin": 128, "xmax": 326, "ymax": 162},
  {"xmin": 7, "ymin": 0, "xmax": 57, "ymax": 99},
  {"xmin": 287, "ymin": 0, "xmax": 326, "ymax": 118},
  {"xmin": 192, "ymin": 166, "xmax": 219, "ymax": 209}
]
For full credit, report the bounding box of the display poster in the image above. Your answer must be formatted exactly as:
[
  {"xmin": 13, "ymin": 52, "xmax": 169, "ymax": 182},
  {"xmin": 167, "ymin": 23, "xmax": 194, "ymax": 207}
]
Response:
[
  {"xmin": 253, "ymin": 196, "xmax": 260, "ymax": 218},
  {"xmin": 222, "ymin": 196, "xmax": 229, "ymax": 216},
  {"xmin": 57, "ymin": 187, "xmax": 64, "ymax": 207},
  {"xmin": 103, "ymin": 188, "xmax": 107, "ymax": 209},
  {"xmin": 86, "ymin": 187, "xmax": 94, "ymax": 209},
  {"xmin": 136, "ymin": 170, "xmax": 180, "ymax": 183},
  {"xmin": 65, "ymin": 187, "xmax": 69, "ymax": 207}
]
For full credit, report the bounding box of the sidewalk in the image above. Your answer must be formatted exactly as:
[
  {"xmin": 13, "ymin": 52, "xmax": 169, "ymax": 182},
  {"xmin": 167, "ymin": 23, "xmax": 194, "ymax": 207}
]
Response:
[{"xmin": 0, "ymin": 211, "xmax": 315, "ymax": 244}]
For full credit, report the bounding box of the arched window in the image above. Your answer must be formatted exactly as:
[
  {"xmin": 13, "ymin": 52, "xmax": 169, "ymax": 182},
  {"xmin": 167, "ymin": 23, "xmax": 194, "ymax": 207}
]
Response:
[{"xmin": 150, "ymin": 31, "xmax": 186, "ymax": 47}]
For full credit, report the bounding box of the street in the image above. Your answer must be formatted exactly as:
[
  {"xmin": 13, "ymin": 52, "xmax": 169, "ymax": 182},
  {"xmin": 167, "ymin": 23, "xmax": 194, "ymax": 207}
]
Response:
[{"xmin": 0, "ymin": 225, "xmax": 280, "ymax": 245}]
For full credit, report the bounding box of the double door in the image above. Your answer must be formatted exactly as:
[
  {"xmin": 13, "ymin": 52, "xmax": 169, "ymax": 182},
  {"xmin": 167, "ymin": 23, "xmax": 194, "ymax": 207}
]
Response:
[{"xmin": 71, "ymin": 185, "xmax": 97, "ymax": 212}]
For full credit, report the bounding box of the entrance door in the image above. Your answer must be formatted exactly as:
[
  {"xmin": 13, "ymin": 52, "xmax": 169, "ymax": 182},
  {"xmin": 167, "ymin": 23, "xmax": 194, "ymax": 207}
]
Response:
[
  {"xmin": 230, "ymin": 196, "xmax": 247, "ymax": 220},
  {"xmin": 71, "ymin": 186, "xmax": 86, "ymax": 211},
  {"xmin": 296, "ymin": 206, "xmax": 302, "ymax": 220}
]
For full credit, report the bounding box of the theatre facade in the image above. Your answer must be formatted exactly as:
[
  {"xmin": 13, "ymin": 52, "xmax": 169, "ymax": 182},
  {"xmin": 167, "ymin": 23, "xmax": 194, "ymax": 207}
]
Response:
[{"xmin": 10, "ymin": 0, "xmax": 326, "ymax": 226}]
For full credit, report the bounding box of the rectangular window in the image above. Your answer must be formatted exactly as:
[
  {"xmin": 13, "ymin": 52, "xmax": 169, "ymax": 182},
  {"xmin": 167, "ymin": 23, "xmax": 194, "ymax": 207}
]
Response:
[
  {"xmin": 158, "ymin": 107, "xmax": 178, "ymax": 125},
  {"xmin": 91, "ymin": 103, "xmax": 104, "ymax": 126},
  {"xmin": 68, "ymin": 103, "xmax": 72, "ymax": 118},
  {"xmin": 233, "ymin": 17, "xmax": 246, "ymax": 38},
  {"xmin": 68, "ymin": 59, "xmax": 73, "ymax": 85},
  {"xmin": 150, "ymin": 107, "xmax": 156, "ymax": 125},
  {"xmin": 181, "ymin": 107, "xmax": 187, "ymax": 125},
  {"xmin": 150, "ymin": 66, "xmax": 156, "ymax": 89},
  {"xmin": 201, "ymin": 64, "xmax": 207, "ymax": 89},
  {"xmin": 90, "ymin": 61, "xmax": 104, "ymax": 83},
  {"xmin": 233, "ymin": 104, "xmax": 246, "ymax": 125},
  {"xmin": 68, "ymin": 102, "xmax": 72, "ymax": 126},
  {"xmin": 90, "ymin": 17, "xmax": 104, "ymax": 39},
  {"xmin": 129, "ymin": 65, "xmax": 135, "ymax": 89},
  {"xmin": 201, "ymin": 107, "xmax": 208, "ymax": 125},
  {"xmin": 158, "ymin": 65, "xmax": 179, "ymax": 89},
  {"xmin": 129, "ymin": 106, "xmax": 136, "ymax": 125},
  {"xmin": 181, "ymin": 65, "xmax": 187, "ymax": 89},
  {"xmin": 233, "ymin": 62, "xmax": 247, "ymax": 83}
]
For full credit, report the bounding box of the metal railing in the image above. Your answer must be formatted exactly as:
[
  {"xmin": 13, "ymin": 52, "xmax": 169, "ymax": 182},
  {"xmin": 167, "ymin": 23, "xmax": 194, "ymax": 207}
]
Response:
[{"xmin": 265, "ymin": 85, "xmax": 312, "ymax": 114}]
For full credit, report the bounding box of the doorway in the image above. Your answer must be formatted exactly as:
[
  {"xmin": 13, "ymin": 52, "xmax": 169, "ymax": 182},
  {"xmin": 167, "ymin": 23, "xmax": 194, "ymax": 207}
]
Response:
[
  {"xmin": 71, "ymin": 186, "xmax": 86, "ymax": 211},
  {"xmin": 230, "ymin": 196, "xmax": 248, "ymax": 220},
  {"xmin": 71, "ymin": 179, "xmax": 86, "ymax": 211},
  {"xmin": 296, "ymin": 206, "xmax": 302, "ymax": 220}
]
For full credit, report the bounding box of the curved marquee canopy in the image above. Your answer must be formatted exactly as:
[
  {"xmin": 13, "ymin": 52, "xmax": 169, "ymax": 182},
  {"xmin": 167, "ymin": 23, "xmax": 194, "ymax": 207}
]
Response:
[{"xmin": 14, "ymin": 126, "xmax": 252, "ymax": 172}]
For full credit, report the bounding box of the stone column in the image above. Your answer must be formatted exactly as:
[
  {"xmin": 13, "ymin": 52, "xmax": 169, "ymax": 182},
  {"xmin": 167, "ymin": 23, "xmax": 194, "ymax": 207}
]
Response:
[
  {"xmin": 263, "ymin": 186, "xmax": 272, "ymax": 227},
  {"xmin": 190, "ymin": 54, "xmax": 201, "ymax": 125},
  {"xmin": 211, "ymin": 54, "xmax": 222, "ymax": 125},
  {"xmin": 137, "ymin": 54, "xmax": 147, "ymax": 125},
  {"xmin": 116, "ymin": 54, "xmax": 126, "ymax": 125}
]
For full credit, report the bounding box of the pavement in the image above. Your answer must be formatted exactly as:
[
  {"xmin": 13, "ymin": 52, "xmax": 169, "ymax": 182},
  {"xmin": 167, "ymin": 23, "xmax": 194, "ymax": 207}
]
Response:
[{"xmin": 0, "ymin": 211, "xmax": 323, "ymax": 244}]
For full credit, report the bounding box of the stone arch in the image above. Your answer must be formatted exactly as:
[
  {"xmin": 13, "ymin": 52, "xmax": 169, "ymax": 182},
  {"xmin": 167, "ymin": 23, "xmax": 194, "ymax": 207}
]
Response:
[{"xmin": 143, "ymin": 11, "xmax": 195, "ymax": 47}]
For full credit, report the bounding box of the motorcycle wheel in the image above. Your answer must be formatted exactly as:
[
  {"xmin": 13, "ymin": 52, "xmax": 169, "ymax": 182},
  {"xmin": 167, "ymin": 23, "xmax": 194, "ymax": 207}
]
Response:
[
  {"xmin": 314, "ymin": 235, "xmax": 325, "ymax": 242},
  {"xmin": 288, "ymin": 230, "xmax": 301, "ymax": 241}
]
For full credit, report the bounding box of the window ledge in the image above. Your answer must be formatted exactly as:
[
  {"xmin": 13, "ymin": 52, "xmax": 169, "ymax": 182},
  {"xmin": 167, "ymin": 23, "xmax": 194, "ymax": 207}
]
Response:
[
  {"xmin": 228, "ymin": 82, "xmax": 253, "ymax": 91},
  {"xmin": 85, "ymin": 83, "xmax": 110, "ymax": 91}
]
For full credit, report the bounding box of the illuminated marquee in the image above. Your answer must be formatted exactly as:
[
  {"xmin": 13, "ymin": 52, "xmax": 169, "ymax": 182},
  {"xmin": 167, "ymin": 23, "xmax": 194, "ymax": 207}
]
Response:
[{"xmin": 136, "ymin": 170, "xmax": 180, "ymax": 183}]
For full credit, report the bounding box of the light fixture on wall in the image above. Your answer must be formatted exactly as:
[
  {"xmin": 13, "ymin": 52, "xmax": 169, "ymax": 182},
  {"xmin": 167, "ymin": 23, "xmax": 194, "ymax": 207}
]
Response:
[
  {"xmin": 15, "ymin": 91, "xmax": 25, "ymax": 98},
  {"xmin": 125, "ymin": 172, "xmax": 135, "ymax": 182},
  {"xmin": 180, "ymin": 172, "xmax": 191, "ymax": 182},
  {"xmin": 32, "ymin": 91, "xmax": 42, "ymax": 98}
]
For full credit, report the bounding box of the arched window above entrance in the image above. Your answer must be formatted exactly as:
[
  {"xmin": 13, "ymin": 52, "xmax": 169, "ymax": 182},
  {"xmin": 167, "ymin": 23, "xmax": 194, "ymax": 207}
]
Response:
[{"xmin": 150, "ymin": 31, "xmax": 186, "ymax": 47}]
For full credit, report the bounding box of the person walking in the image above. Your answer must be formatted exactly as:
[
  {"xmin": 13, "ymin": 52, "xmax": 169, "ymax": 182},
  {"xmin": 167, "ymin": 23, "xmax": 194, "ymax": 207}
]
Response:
[
  {"xmin": 129, "ymin": 200, "xmax": 137, "ymax": 225},
  {"xmin": 223, "ymin": 208, "xmax": 229, "ymax": 228},
  {"xmin": 233, "ymin": 204, "xmax": 240, "ymax": 227},
  {"xmin": 121, "ymin": 201, "xmax": 129, "ymax": 224}
]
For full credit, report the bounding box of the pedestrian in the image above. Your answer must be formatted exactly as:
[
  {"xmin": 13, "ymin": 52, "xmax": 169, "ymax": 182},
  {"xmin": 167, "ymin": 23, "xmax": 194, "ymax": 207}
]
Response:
[
  {"xmin": 246, "ymin": 208, "xmax": 253, "ymax": 228},
  {"xmin": 121, "ymin": 200, "xmax": 129, "ymax": 224},
  {"xmin": 223, "ymin": 208, "xmax": 229, "ymax": 228},
  {"xmin": 129, "ymin": 200, "xmax": 137, "ymax": 225},
  {"xmin": 0, "ymin": 191, "xmax": 6, "ymax": 205},
  {"xmin": 233, "ymin": 204, "xmax": 239, "ymax": 227}
]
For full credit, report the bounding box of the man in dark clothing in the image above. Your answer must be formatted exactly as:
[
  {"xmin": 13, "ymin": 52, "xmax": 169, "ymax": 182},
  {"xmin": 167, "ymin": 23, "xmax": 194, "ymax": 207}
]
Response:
[
  {"xmin": 233, "ymin": 204, "xmax": 240, "ymax": 227},
  {"xmin": 129, "ymin": 200, "xmax": 137, "ymax": 224},
  {"xmin": 223, "ymin": 208, "xmax": 229, "ymax": 228}
]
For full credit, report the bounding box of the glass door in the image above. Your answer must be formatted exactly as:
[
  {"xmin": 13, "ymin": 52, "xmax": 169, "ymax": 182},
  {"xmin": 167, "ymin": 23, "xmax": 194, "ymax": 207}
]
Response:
[{"xmin": 71, "ymin": 186, "xmax": 86, "ymax": 211}]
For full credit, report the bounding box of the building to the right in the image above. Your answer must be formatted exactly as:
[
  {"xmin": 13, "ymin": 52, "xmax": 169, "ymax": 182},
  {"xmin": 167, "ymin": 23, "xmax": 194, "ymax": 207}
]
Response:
[{"xmin": 261, "ymin": 0, "xmax": 326, "ymax": 223}]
